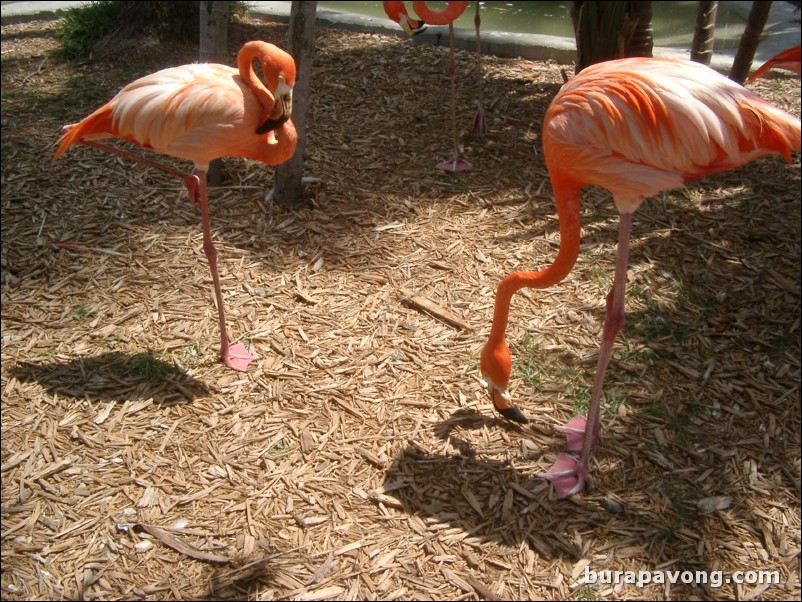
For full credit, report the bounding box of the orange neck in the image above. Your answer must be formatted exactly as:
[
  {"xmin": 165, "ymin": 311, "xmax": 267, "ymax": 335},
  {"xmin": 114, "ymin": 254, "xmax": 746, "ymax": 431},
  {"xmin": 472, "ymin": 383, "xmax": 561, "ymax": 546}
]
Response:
[
  {"xmin": 237, "ymin": 42, "xmax": 280, "ymax": 123},
  {"xmin": 486, "ymin": 181, "xmax": 582, "ymax": 347}
]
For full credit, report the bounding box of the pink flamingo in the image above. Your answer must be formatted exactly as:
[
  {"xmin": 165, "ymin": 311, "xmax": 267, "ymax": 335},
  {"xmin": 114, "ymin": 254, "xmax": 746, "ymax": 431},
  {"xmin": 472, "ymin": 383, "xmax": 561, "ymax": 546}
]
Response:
[
  {"xmin": 746, "ymin": 44, "xmax": 802, "ymax": 83},
  {"xmin": 479, "ymin": 57, "xmax": 800, "ymax": 498},
  {"xmin": 383, "ymin": 1, "xmax": 472, "ymax": 171},
  {"xmin": 53, "ymin": 41, "xmax": 298, "ymax": 372}
]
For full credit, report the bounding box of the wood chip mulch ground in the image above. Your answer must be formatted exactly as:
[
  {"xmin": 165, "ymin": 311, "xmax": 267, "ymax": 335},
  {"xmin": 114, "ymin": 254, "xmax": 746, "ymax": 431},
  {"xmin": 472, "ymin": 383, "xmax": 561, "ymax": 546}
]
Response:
[{"xmin": 2, "ymin": 15, "xmax": 800, "ymax": 602}]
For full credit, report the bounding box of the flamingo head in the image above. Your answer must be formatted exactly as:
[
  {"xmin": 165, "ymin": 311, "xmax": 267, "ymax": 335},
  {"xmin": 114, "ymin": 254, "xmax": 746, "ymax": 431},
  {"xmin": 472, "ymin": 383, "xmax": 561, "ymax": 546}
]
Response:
[
  {"xmin": 480, "ymin": 339, "xmax": 528, "ymax": 424},
  {"xmin": 383, "ymin": 1, "xmax": 427, "ymax": 36},
  {"xmin": 247, "ymin": 41, "xmax": 296, "ymax": 135}
]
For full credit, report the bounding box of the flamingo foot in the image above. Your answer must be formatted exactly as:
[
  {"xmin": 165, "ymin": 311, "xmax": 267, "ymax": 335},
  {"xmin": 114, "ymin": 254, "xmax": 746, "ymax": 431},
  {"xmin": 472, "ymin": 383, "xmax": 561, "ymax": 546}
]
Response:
[
  {"xmin": 472, "ymin": 103, "xmax": 487, "ymax": 136},
  {"xmin": 437, "ymin": 156, "xmax": 473, "ymax": 172},
  {"xmin": 223, "ymin": 342, "xmax": 257, "ymax": 372},
  {"xmin": 537, "ymin": 454, "xmax": 588, "ymax": 498},
  {"xmin": 555, "ymin": 415, "xmax": 599, "ymax": 452}
]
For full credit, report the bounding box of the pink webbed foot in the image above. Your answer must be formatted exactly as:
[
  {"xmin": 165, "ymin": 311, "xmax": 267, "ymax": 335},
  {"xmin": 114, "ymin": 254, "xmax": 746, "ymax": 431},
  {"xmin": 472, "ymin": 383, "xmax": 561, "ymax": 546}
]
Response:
[
  {"xmin": 223, "ymin": 342, "xmax": 257, "ymax": 372},
  {"xmin": 437, "ymin": 156, "xmax": 473, "ymax": 172},
  {"xmin": 537, "ymin": 454, "xmax": 588, "ymax": 498},
  {"xmin": 554, "ymin": 415, "xmax": 599, "ymax": 452}
]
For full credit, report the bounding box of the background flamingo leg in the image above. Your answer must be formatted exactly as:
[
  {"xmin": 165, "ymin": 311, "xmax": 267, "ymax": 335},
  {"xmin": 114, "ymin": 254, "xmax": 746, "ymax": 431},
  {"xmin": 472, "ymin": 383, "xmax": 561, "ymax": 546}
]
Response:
[
  {"xmin": 437, "ymin": 22, "xmax": 473, "ymax": 172},
  {"xmin": 195, "ymin": 171, "xmax": 256, "ymax": 371},
  {"xmin": 538, "ymin": 213, "xmax": 633, "ymax": 496}
]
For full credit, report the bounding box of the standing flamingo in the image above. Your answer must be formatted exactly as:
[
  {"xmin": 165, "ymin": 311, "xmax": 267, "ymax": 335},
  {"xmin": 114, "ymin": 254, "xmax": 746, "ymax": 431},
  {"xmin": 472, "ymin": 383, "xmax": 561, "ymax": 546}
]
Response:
[
  {"xmin": 746, "ymin": 44, "xmax": 802, "ymax": 83},
  {"xmin": 383, "ymin": 1, "xmax": 471, "ymax": 171},
  {"xmin": 53, "ymin": 40, "xmax": 298, "ymax": 372},
  {"xmin": 479, "ymin": 57, "xmax": 800, "ymax": 498}
]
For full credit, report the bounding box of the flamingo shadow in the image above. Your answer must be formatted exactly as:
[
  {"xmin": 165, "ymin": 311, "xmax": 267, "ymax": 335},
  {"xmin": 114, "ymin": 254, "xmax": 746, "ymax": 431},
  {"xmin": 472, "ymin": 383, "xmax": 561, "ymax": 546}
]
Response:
[{"xmin": 7, "ymin": 351, "xmax": 209, "ymax": 406}]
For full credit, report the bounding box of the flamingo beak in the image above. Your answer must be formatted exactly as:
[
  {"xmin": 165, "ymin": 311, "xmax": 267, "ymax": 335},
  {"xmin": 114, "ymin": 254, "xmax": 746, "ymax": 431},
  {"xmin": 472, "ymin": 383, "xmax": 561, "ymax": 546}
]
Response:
[
  {"xmin": 256, "ymin": 75, "xmax": 294, "ymax": 135},
  {"xmin": 399, "ymin": 14, "xmax": 427, "ymax": 36},
  {"xmin": 482, "ymin": 376, "xmax": 529, "ymax": 424}
]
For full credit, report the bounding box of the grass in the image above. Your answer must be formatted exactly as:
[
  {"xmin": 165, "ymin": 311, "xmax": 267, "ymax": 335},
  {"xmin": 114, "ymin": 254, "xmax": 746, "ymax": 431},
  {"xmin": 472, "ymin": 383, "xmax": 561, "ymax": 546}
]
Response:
[
  {"xmin": 268, "ymin": 438, "xmax": 296, "ymax": 460},
  {"xmin": 55, "ymin": 1, "xmax": 252, "ymax": 60},
  {"xmin": 515, "ymin": 330, "xmax": 629, "ymax": 417},
  {"xmin": 55, "ymin": 1, "xmax": 120, "ymax": 59},
  {"xmin": 126, "ymin": 351, "xmax": 171, "ymax": 382}
]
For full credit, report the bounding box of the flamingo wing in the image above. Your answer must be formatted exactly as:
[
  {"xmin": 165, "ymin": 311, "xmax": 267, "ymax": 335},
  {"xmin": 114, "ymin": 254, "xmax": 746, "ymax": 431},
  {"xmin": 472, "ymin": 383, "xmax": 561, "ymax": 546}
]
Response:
[
  {"xmin": 544, "ymin": 58, "xmax": 801, "ymax": 213},
  {"xmin": 55, "ymin": 64, "xmax": 267, "ymax": 169}
]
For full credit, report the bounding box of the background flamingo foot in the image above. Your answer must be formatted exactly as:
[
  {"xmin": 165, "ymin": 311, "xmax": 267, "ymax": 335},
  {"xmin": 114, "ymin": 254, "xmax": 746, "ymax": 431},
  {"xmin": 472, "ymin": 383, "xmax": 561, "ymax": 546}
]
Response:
[
  {"xmin": 537, "ymin": 454, "xmax": 587, "ymax": 498},
  {"xmin": 437, "ymin": 156, "xmax": 473, "ymax": 172},
  {"xmin": 473, "ymin": 105, "xmax": 487, "ymax": 136},
  {"xmin": 223, "ymin": 342, "xmax": 257, "ymax": 371}
]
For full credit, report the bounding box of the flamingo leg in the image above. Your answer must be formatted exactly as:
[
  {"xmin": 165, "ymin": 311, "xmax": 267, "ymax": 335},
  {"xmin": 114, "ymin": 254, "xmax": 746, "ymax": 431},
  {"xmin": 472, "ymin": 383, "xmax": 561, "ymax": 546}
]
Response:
[
  {"xmin": 538, "ymin": 212, "xmax": 633, "ymax": 497},
  {"xmin": 437, "ymin": 22, "xmax": 473, "ymax": 172},
  {"xmin": 472, "ymin": 0, "xmax": 487, "ymax": 136},
  {"xmin": 75, "ymin": 140, "xmax": 256, "ymax": 371},
  {"xmin": 77, "ymin": 140, "xmax": 201, "ymax": 204},
  {"xmin": 196, "ymin": 171, "xmax": 256, "ymax": 371}
]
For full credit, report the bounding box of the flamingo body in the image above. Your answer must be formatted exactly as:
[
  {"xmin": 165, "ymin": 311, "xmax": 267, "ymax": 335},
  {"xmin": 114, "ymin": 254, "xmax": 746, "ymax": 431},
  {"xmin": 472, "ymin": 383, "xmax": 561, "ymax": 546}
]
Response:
[
  {"xmin": 480, "ymin": 57, "xmax": 800, "ymax": 498},
  {"xmin": 54, "ymin": 41, "xmax": 298, "ymax": 372},
  {"xmin": 746, "ymin": 44, "xmax": 802, "ymax": 84},
  {"xmin": 54, "ymin": 41, "xmax": 297, "ymax": 170}
]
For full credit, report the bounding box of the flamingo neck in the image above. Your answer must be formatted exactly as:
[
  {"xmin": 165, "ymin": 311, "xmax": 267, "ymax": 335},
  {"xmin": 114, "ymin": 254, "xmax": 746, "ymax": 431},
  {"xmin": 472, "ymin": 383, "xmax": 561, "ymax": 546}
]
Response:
[
  {"xmin": 486, "ymin": 182, "xmax": 582, "ymax": 348},
  {"xmin": 237, "ymin": 43, "xmax": 276, "ymax": 121}
]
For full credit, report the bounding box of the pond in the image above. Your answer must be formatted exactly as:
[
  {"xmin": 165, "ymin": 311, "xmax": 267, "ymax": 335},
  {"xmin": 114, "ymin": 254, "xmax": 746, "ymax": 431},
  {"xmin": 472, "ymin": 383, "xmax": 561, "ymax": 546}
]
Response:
[{"xmin": 317, "ymin": 1, "xmax": 749, "ymax": 50}]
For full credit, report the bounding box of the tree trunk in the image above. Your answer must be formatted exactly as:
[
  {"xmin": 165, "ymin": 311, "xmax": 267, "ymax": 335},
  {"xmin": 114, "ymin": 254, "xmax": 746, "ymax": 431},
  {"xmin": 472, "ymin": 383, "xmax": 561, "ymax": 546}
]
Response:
[
  {"xmin": 271, "ymin": 1, "xmax": 317, "ymax": 206},
  {"xmin": 199, "ymin": 1, "xmax": 228, "ymax": 185},
  {"xmin": 628, "ymin": 1, "xmax": 653, "ymax": 58},
  {"xmin": 572, "ymin": 1, "xmax": 652, "ymax": 72},
  {"xmin": 691, "ymin": 1, "xmax": 718, "ymax": 65},
  {"xmin": 729, "ymin": 0, "xmax": 772, "ymax": 83}
]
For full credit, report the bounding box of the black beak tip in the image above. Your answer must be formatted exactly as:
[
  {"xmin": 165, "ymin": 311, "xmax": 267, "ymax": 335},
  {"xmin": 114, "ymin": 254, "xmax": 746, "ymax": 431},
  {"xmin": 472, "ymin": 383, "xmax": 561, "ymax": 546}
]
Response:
[
  {"xmin": 256, "ymin": 114, "xmax": 289, "ymax": 135},
  {"xmin": 497, "ymin": 404, "xmax": 529, "ymax": 424}
]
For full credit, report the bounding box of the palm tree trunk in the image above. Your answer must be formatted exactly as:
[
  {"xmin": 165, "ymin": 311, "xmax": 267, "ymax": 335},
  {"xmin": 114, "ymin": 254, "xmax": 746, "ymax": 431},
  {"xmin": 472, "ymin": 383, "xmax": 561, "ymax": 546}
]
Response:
[{"xmin": 691, "ymin": 1, "xmax": 718, "ymax": 65}]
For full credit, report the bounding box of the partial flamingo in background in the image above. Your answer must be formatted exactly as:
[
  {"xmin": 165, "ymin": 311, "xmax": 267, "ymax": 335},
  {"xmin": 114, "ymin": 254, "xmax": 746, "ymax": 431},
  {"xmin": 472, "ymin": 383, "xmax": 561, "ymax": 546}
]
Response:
[
  {"xmin": 480, "ymin": 57, "xmax": 800, "ymax": 498},
  {"xmin": 53, "ymin": 41, "xmax": 298, "ymax": 372},
  {"xmin": 382, "ymin": 1, "xmax": 427, "ymax": 36},
  {"xmin": 746, "ymin": 44, "xmax": 802, "ymax": 83},
  {"xmin": 383, "ymin": 1, "xmax": 471, "ymax": 171}
]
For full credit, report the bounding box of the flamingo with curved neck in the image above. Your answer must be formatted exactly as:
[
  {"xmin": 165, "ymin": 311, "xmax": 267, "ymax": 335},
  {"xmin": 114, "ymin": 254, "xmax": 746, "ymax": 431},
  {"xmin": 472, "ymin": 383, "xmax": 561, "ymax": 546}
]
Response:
[
  {"xmin": 54, "ymin": 40, "xmax": 298, "ymax": 372},
  {"xmin": 480, "ymin": 57, "xmax": 800, "ymax": 498}
]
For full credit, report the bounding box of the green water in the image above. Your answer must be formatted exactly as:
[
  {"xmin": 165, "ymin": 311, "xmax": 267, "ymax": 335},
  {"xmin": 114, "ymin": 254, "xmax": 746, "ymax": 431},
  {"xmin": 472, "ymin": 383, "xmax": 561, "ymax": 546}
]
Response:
[{"xmin": 317, "ymin": 1, "xmax": 748, "ymax": 49}]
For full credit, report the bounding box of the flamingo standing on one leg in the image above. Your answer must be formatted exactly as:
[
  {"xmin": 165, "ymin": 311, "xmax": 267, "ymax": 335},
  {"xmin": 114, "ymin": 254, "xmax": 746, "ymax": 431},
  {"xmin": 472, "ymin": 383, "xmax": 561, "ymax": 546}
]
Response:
[
  {"xmin": 746, "ymin": 44, "xmax": 802, "ymax": 83},
  {"xmin": 479, "ymin": 57, "xmax": 800, "ymax": 498},
  {"xmin": 53, "ymin": 40, "xmax": 298, "ymax": 372},
  {"xmin": 383, "ymin": 1, "xmax": 471, "ymax": 171}
]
